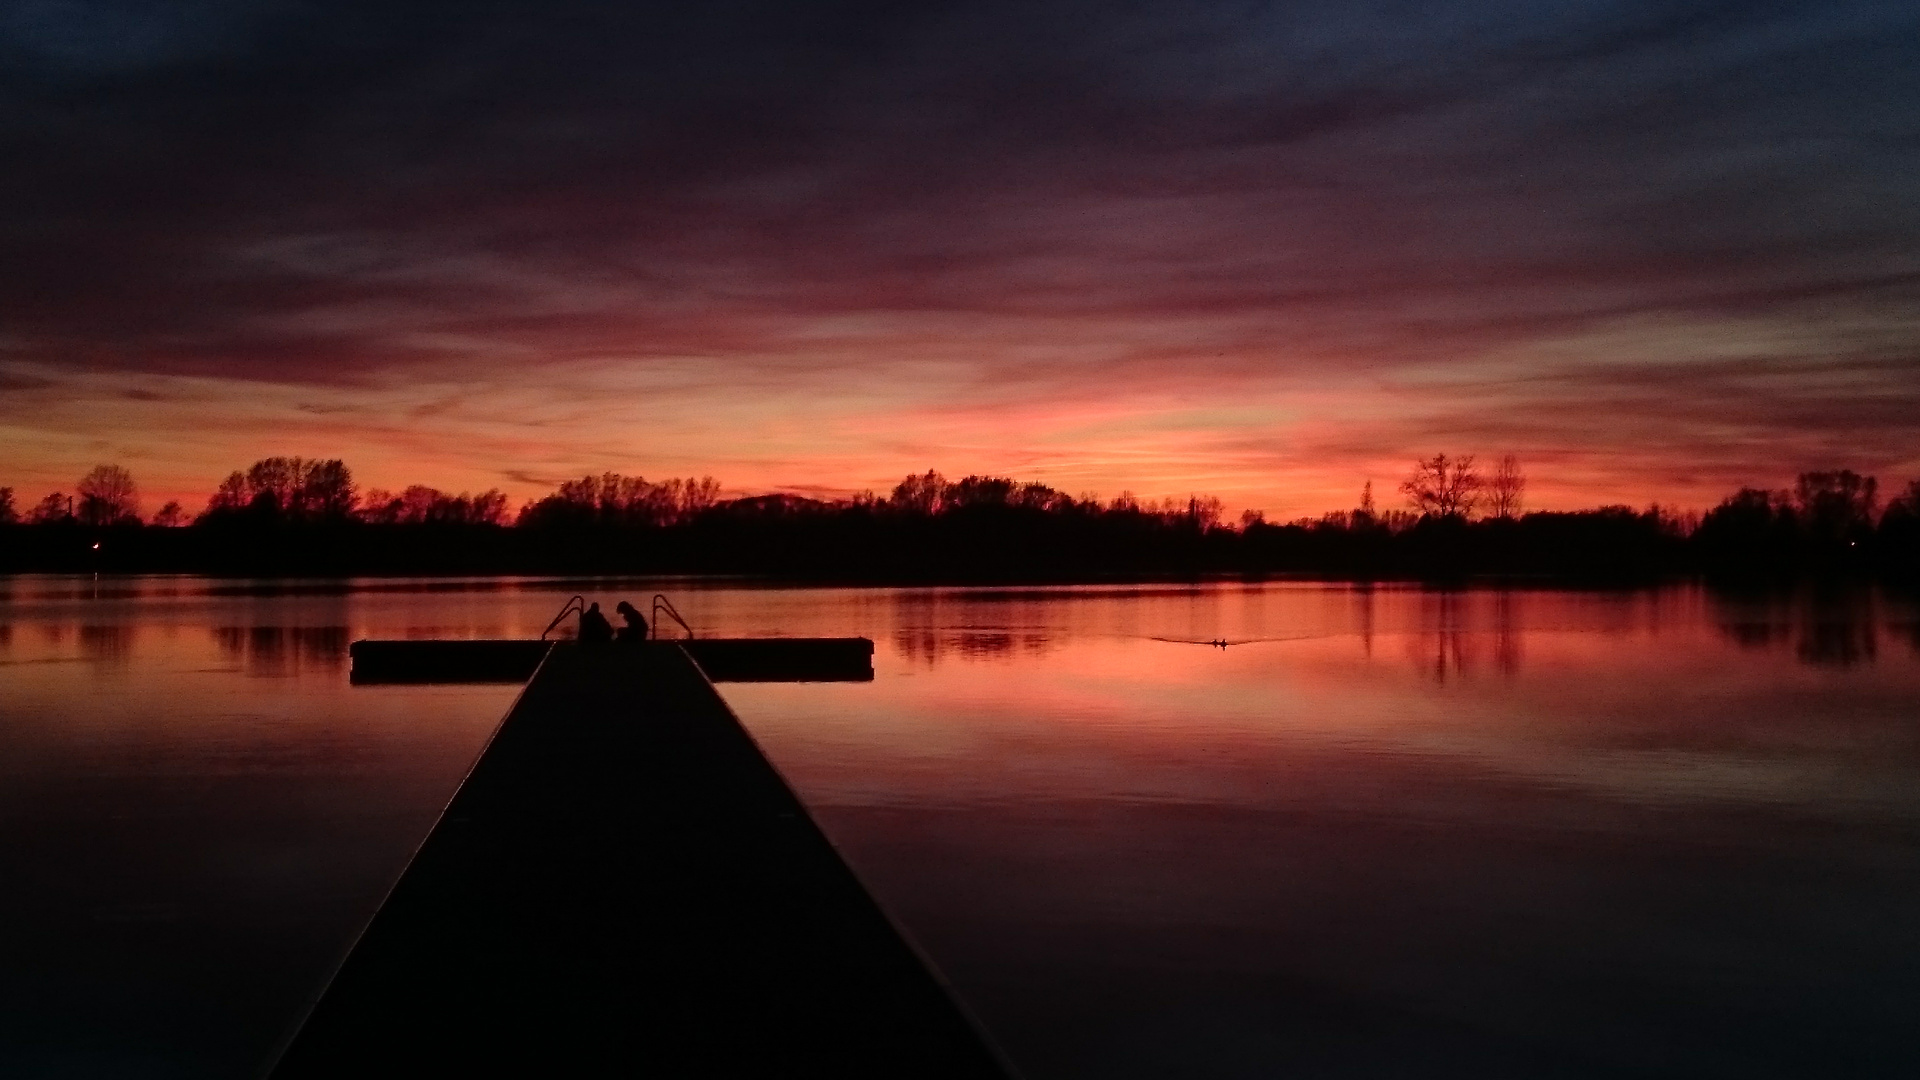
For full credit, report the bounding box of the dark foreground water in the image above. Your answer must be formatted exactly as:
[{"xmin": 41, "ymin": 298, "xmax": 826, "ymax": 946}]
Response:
[{"xmin": 1, "ymin": 577, "xmax": 1917, "ymax": 1079}]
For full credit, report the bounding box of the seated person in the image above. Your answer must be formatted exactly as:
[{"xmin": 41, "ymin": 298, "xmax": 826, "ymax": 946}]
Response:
[
  {"xmin": 615, "ymin": 600, "xmax": 649, "ymax": 641},
  {"xmin": 577, "ymin": 601, "xmax": 614, "ymax": 643}
]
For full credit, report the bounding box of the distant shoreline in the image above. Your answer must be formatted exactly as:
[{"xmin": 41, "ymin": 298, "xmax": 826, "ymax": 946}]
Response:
[{"xmin": 8, "ymin": 464, "xmax": 1913, "ymax": 583}]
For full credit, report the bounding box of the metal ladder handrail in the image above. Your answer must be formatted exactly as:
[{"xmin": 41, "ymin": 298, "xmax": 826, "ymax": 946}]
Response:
[
  {"xmin": 650, "ymin": 593, "xmax": 694, "ymax": 640},
  {"xmin": 540, "ymin": 595, "xmax": 586, "ymax": 640}
]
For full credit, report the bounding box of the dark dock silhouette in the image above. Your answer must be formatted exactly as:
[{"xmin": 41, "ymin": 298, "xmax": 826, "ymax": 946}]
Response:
[
  {"xmin": 271, "ymin": 639, "xmax": 1012, "ymax": 1077},
  {"xmin": 346, "ymin": 636, "xmax": 879, "ymax": 684}
]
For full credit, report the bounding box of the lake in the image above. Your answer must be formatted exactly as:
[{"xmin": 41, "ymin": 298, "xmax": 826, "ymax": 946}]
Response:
[{"xmin": 2, "ymin": 576, "xmax": 1917, "ymax": 1078}]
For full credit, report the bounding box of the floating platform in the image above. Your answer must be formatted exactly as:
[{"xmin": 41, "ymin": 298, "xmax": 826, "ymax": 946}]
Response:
[
  {"xmin": 348, "ymin": 636, "xmax": 875, "ymax": 684},
  {"xmin": 272, "ymin": 641, "xmax": 1009, "ymax": 1077}
]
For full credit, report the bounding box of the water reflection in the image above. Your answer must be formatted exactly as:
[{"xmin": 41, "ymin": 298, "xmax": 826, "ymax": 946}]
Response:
[
  {"xmin": 3, "ymin": 576, "xmax": 1919, "ymax": 1079},
  {"xmin": 892, "ymin": 629, "xmax": 1059, "ymax": 666},
  {"xmin": 1354, "ymin": 583, "xmax": 1375, "ymax": 657},
  {"xmin": 728, "ymin": 581, "xmax": 1920, "ymax": 1080},
  {"xmin": 1493, "ymin": 589, "xmax": 1522, "ymax": 676},
  {"xmin": 1409, "ymin": 619, "xmax": 1470, "ymax": 683},
  {"xmin": 78, "ymin": 624, "xmax": 133, "ymax": 664},
  {"xmin": 867, "ymin": 583, "xmax": 1911, "ymax": 678},
  {"xmin": 211, "ymin": 626, "xmax": 350, "ymax": 677},
  {"xmin": 1416, "ymin": 590, "xmax": 1468, "ymax": 683},
  {"xmin": 1711, "ymin": 586, "xmax": 1883, "ymax": 668},
  {"xmin": 1799, "ymin": 615, "xmax": 1877, "ymax": 667},
  {"xmin": 1402, "ymin": 589, "xmax": 1525, "ymax": 683}
]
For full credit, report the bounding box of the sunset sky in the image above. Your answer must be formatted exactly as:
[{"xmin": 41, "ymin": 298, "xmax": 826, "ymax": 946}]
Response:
[{"xmin": 3, "ymin": 0, "xmax": 1917, "ymax": 519}]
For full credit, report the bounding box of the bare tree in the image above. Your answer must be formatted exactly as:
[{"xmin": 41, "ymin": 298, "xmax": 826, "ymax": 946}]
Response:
[
  {"xmin": 151, "ymin": 501, "xmax": 187, "ymax": 527},
  {"xmin": 1399, "ymin": 454, "xmax": 1482, "ymax": 518},
  {"xmin": 28, "ymin": 492, "xmax": 72, "ymax": 523},
  {"xmin": 468, "ymin": 489, "xmax": 511, "ymax": 525},
  {"xmin": 0, "ymin": 487, "xmax": 15, "ymax": 525},
  {"xmin": 889, "ymin": 470, "xmax": 948, "ymax": 514},
  {"xmin": 300, "ymin": 459, "xmax": 358, "ymax": 519},
  {"xmin": 1795, "ymin": 470, "xmax": 1878, "ymax": 546},
  {"xmin": 1889, "ymin": 479, "xmax": 1920, "ymax": 521},
  {"xmin": 358, "ymin": 488, "xmax": 401, "ymax": 524},
  {"xmin": 207, "ymin": 471, "xmax": 250, "ymax": 514},
  {"xmin": 77, "ymin": 465, "xmax": 139, "ymax": 526},
  {"xmin": 1489, "ymin": 454, "xmax": 1526, "ymax": 519},
  {"xmin": 244, "ymin": 457, "xmax": 305, "ymax": 512},
  {"xmin": 398, "ymin": 485, "xmax": 443, "ymax": 524},
  {"xmin": 1187, "ymin": 494, "xmax": 1224, "ymax": 530},
  {"xmin": 681, "ymin": 476, "xmax": 722, "ymax": 518}
]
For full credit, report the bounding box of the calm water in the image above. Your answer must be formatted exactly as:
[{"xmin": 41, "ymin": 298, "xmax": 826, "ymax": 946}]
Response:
[{"xmin": 2, "ymin": 577, "xmax": 1917, "ymax": 1078}]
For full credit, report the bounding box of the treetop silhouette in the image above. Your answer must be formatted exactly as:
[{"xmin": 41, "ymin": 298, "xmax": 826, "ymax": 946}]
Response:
[{"xmin": 0, "ymin": 456, "xmax": 1915, "ymax": 580}]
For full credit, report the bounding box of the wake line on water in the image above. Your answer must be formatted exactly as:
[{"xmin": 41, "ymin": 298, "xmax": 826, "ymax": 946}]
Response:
[{"xmin": 1143, "ymin": 633, "xmax": 1332, "ymax": 648}]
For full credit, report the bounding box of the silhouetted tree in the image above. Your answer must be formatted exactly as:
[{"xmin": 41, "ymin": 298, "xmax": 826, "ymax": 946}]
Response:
[
  {"xmin": 14, "ymin": 450, "xmax": 1920, "ymax": 582},
  {"xmin": 206, "ymin": 471, "xmax": 250, "ymax": 516},
  {"xmin": 27, "ymin": 492, "xmax": 72, "ymax": 523},
  {"xmin": 1877, "ymin": 480, "xmax": 1920, "ymax": 572},
  {"xmin": 682, "ymin": 476, "xmax": 722, "ymax": 517},
  {"xmin": 889, "ymin": 470, "xmax": 947, "ymax": 514},
  {"xmin": 1694, "ymin": 487, "xmax": 1796, "ymax": 569},
  {"xmin": 357, "ymin": 488, "xmax": 401, "ymax": 524},
  {"xmin": 0, "ymin": 487, "xmax": 14, "ymax": 525},
  {"xmin": 469, "ymin": 489, "xmax": 511, "ymax": 525},
  {"xmin": 1186, "ymin": 495, "xmax": 1224, "ymax": 530},
  {"xmin": 1489, "ymin": 454, "xmax": 1525, "ymax": 519},
  {"xmin": 245, "ymin": 457, "xmax": 305, "ymax": 513},
  {"xmin": 517, "ymin": 473, "xmax": 713, "ymax": 528},
  {"xmin": 1888, "ymin": 480, "xmax": 1920, "ymax": 518},
  {"xmin": 76, "ymin": 465, "xmax": 140, "ymax": 526},
  {"xmin": 151, "ymin": 501, "xmax": 187, "ymax": 527},
  {"xmin": 1400, "ymin": 454, "xmax": 1482, "ymax": 518},
  {"xmin": 300, "ymin": 459, "xmax": 358, "ymax": 519},
  {"xmin": 360, "ymin": 485, "xmax": 509, "ymax": 525},
  {"xmin": 200, "ymin": 457, "xmax": 357, "ymax": 522},
  {"xmin": 946, "ymin": 475, "xmax": 1019, "ymax": 509},
  {"xmin": 1700, "ymin": 486, "xmax": 1784, "ymax": 531},
  {"xmin": 399, "ymin": 486, "xmax": 443, "ymax": 524},
  {"xmin": 1793, "ymin": 470, "xmax": 1877, "ymax": 551}
]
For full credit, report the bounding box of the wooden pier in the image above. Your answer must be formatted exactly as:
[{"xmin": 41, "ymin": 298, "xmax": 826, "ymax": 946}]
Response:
[
  {"xmin": 347, "ymin": 636, "xmax": 877, "ymax": 684},
  {"xmin": 271, "ymin": 640, "xmax": 1011, "ymax": 1077}
]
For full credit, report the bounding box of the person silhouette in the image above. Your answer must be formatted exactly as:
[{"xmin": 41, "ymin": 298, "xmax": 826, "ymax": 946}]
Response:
[
  {"xmin": 577, "ymin": 601, "xmax": 614, "ymax": 643},
  {"xmin": 614, "ymin": 600, "xmax": 648, "ymax": 642}
]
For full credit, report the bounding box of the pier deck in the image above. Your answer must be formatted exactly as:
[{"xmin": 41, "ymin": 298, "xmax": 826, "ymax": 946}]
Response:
[
  {"xmin": 271, "ymin": 641, "xmax": 1009, "ymax": 1077},
  {"xmin": 348, "ymin": 636, "xmax": 875, "ymax": 683}
]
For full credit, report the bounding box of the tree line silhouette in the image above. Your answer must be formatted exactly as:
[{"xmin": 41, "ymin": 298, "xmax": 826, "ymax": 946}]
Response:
[{"xmin": 1, "ymin": 455, "xmax": 1916, "ymax": 581}]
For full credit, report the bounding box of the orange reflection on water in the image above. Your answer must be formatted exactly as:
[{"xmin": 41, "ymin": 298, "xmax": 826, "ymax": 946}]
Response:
[{"xmin": 2, "ymin": 577, "xmax": 1919, "ymax": 1077}]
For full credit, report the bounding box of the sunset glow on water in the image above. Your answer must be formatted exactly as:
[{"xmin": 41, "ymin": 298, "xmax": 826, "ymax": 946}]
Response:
[{"xmin": 3, "ymin": 577, "xmax": 1917, "ymax": 1076}]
